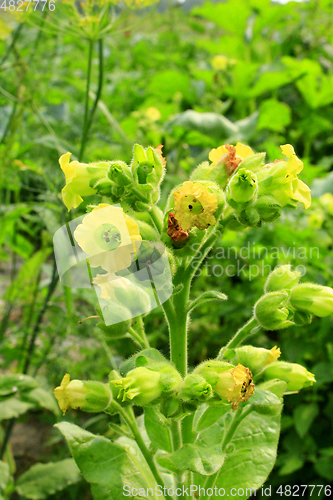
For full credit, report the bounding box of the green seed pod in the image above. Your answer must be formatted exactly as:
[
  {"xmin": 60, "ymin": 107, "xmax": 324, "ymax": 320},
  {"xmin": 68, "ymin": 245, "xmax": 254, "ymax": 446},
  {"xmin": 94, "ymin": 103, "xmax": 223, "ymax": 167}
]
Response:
[
  {"xmin": 54, "ymin": 374, "xmax": 112, "ymax": 414},
  {"xmin": 264, "ymin": 265, "xmax": 301, "ymax": 293},
  {"xmin": 262, "ymin": 361, "xmax": 316, "ymax": 392},
  {"xmin": 181, "ymin": 374, "xmax": 212, "ymax": 403},
  {"xmin": 289, "ymin": 283, "xmax": 333, "ymax": 317},
  {"xmin": 254, "ymin": 291, "xmax": 294, "ymax": 330},
  {"xmin": 226, "ymin": 168, "xmax": 258, "ymax": 209}
]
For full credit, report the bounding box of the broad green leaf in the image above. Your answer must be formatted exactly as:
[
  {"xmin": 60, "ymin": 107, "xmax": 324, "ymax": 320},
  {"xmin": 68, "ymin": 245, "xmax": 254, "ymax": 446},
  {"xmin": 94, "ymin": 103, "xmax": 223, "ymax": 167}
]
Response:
[
  {"xmin": 193, "ymin": 404, "xmax": 231, "ymax": 432},
  {"xmin": 0, "ymin": 397, "xmax": 34, "ymax": 421},
  {"xmin": 157, "ymin": 443, "xmax": 226, "ymax": 476},
  {"xmin": 293, "ymin": 403, "xmax": 319, "ymax": 438},
  {"xmin": 0, "ymin": 461, "xmax": 10, "ymax": 491},
  {"xmin": 15, "ymin": 459, "xmax": 81, "ymax": 499},
  {"xmin": 0, "ymin": 374, "xmax": 39, "ymax": 397},
  {"xmin": 147, "ymin": 70, "xmax": 192, "ymax": 101},
  {"xmin": 258, "ymin": 99, "xmax": 291, "ymax": 132},
  {"xmin": 314, "ymin": 456, "xmax": 333, "ymax": 481},
  {"xmin": 198, "ymin": 410, "xmax": 281, "ymax": 498},
  {"xmin": 279, "ymin": 455, "xmax": 304, "ymax": 476},
  {"xmin": 22, "ymin": 388, "xmax": 60, "ymax": 416},
  {"xmin": 91, "ymin": 484, "xmax": 115, "ymax": 500},
  {"xmin": 55, "ymin": 422, "xmax": 165, "ymax": 500},
  {"xmin": 192, "ymin": 1, "xmax": 251, "ymax": 34},
  {"xmin": 144, "ymin": 408, "xmax": 173, "ymax": 452},
  {"xmin": 165, "ymin": 110, "xmax": 237, "ymax": 140}
]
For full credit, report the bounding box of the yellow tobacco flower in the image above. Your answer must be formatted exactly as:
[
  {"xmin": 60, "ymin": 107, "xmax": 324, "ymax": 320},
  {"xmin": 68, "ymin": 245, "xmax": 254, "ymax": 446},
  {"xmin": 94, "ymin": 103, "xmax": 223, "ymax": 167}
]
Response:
[
  {"xmin": 145, "ymin": 107, "xmax": 161, "ymax": 121},
  {"xmin": 173, "ymin": 181, "xmax": 218, "ymax": 231},
  {"xmin": 74, "ymin": 204, "xmax": 141, "ymax": 273},
  {"xmin": 265, "ymin": 346, "xmax": 281, "ymax": 366},
  {"xmin": 59, "ymin": 152, "xmax": 109, "ymax": 211},
  {"xmin": 93, "ymin": 273, "xmax": 134, "ymax": 300},
  {"xmin": 209, "ymin": 143, "xmax": 254, "ymax": 176},
  {"xmin": 214, "ymin": 364, "xmax": 255, "ymax": 410},
  {"xmin": 211, "ymin": 55, "xmax": 228, "ymax": 71},
  {"xmin": 257, "ymin": 145, "xmax": 311, "ymax": 209},
  {"xmin": 54, "ymin": 374, "xmax": 71, "ymax": 414}
]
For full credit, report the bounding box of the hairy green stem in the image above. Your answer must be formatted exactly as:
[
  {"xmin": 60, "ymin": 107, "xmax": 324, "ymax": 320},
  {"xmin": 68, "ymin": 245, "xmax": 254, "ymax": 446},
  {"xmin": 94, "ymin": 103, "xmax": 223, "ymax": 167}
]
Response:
[
  {"xmin": 149, "ymin": 205, "xmax": 163, "ymax": 233},
  {"xmin": 79, "ymin": 40, "xmax": 94, "ymax": 162},
  {"xmin": 217, "ymin": 317, "xmax": 259, "ymax": 359},
  {"xmin": 116, "ymin": 405, "xmax": 173, "ymax": 499}
]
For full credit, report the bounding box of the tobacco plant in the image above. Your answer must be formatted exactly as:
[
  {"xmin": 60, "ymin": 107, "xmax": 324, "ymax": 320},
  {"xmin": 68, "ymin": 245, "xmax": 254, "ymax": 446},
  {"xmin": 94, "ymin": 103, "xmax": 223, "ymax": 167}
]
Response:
[{"xmin": 51, "ymin": 141, "xmax": 330, "ymax": 499}]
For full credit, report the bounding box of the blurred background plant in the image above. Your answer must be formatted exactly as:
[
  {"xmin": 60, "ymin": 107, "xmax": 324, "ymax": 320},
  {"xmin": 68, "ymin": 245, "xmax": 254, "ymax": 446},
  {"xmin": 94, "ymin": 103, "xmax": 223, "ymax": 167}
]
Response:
[{"xmin": 0, "ymin": 0, "xmax": 333, "ymax": 498}]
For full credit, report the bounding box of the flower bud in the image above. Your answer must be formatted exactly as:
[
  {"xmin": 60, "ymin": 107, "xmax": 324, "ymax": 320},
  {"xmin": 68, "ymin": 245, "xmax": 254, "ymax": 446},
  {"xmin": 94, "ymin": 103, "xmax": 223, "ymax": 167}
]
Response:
[
  {"xmin": 289, "ymin": 283, "xmax": 333, "ymax": 317},
  {"xmin": 112, "ymin": 367, "xmax": 163, "ymax": 406},
  {"xmin": 237, "ymin": 207, "xmax": 260, "ymax": 227},
  {"xmin": 264, "ymin": 265, "xmax": 301, "ymax": 293},
  {"xmin": 108, "ymin": 161, "xmax": 133, "ymax": 187},
  {"xmin": 181, "ymin": 374, "xmax": 212, "ymax": 403},
  {"xmin": 226, "ymin": 345, "xmax": 281, "ymax": 375},
  {"xmin": 195, "ymin": 360, "xmax": 254, "ymax": 410},
  {"xmin": 54, "ymin": 374, "xmax": 112, "ymax": 415},
  {"xmin": 255, "ymin": 195, "xmax": 281, "ymax": 223},
  {"xmin": 95, "ymin": 304, "xmax": 131, "ymax": 339},
  {"xmin": 254, "ymin": 291, "xmax": 294, "ymax": 330},
  {"xmin": 226, "ymin": 169, "xmax": 258, "ymax": 209},
  {"xmin": 131, "ymin": 144, "xmax": 165, "ymax": 190},
  {"xmin": 262, "ymin": 361, "xmax": 316, "ymax": 391}
]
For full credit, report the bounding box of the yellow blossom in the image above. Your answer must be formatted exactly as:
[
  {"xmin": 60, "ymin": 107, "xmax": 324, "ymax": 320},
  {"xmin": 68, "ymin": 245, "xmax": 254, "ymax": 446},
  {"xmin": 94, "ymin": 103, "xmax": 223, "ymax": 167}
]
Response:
[
  {"xmin": 145, "ymin": 107, "xmax": 161, "ymax": 121},
  {"xmin": 209, "ymin": 143, "xmax": 254, "ymax": 177},
  {"xmin": 59, "ymin": 152, "xmax": 109, "ymax": 211},
  {"xmin": 211, "ymin": 55, "xmax": 228, "ymax": 71},
  {"xmin": 173, "ymin": 181, "xmax": 218, "ymax": 231},
  {"xmin": 74, "ymin": 204, "xmax": 141, "ymax": 273},
  {"xmin": 214, "ymin": 364, "xmax": 255, "ymax": 410},
  {"xmin": 257, "ymin": 144, "xmax": 311, "ymax": 209}
]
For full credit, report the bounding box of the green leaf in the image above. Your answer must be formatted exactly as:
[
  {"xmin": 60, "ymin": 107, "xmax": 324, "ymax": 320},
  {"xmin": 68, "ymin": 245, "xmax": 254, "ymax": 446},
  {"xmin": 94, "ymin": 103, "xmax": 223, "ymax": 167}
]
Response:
[
  {"xmin": 293, "ymin": 403, "xmax": 319, "ymax": 438},
  {"xmin": 0, "ymin": 397, "xmax": 34, "ymax": 421},
  {"xmin": 0, "ymin": 461, "xmax": 11, "ymax": 491},
  {"xmin": 279, "ymin": 455, "xmax": 304, "ymax": 476},
  {"xmin": 0, "ymin": 374, "xmax": 39, "ymax": 397},
  {"xmin": 314, "ymin": 456, "xmax": 333, "ymax": 481},
  {"xmin": 144, "ymin": 408, "xmax": 173, "ymax": 452},
  {"xmin": 157, "ymin": 443, "xmax": 226, "ymax": 476},
  {"xmin": 165, "ymin": 110, "xmax": 238, "ymax": 140},
  {"xmin": 199, "ymin": 411, "xmax": 281, "ymax": 498},
  {"xmin": 15, "ymin": 459, "xmax": 81, "ymax": 500},
  {"xmin": 188, "ymin": 291, "xmax": 227, "ymax": 313},
  {"xmin": 22, "ymin": 388, "xmax": 60, "ymax": 416},
  {"xmin": 193, "ymin": 404, "xmax": 231, "ymax": 432},
  {"xmin": 258, "ymin": 99, "xmax": 291, "ymax": 132},
  {"xmin": 55, "ymin": 422, "xmax": 163, "ymax": 500},
  {"xmin": 243, "ymin": 388, "xmax": 282, "ymax": 415},
  {"xmin": 192, "ymin": 1, "xmax": 251, "ymax": 34}
]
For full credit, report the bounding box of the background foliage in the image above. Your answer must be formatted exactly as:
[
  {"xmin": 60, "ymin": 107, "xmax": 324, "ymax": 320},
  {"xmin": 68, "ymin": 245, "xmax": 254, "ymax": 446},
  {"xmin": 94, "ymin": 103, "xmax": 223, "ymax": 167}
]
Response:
[{"xmin": 1, "ymin": 0, "xmax": 333, "ymax": 498}]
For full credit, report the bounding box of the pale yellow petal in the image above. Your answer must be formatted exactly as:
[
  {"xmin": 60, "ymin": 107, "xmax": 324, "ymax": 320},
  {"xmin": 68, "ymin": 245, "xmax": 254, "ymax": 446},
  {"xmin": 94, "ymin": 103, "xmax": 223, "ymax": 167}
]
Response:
[
  {"xmin": 235, "ymin": 143, "xmax": 254, "ymax": 158},
  {"xmin": 62, "ymin": 184, "xmax": 83, "ymax": 212},
  {"xmin": 209, "ymin": 146, "xmax": 228, "ymax": 164},
  {"xmin": 292, "ymin": 179, "xmax": 312, "ymax": 209},
  {"xmin": 59, "ymin": 152, "xmax": 76, "ymax": 180}
]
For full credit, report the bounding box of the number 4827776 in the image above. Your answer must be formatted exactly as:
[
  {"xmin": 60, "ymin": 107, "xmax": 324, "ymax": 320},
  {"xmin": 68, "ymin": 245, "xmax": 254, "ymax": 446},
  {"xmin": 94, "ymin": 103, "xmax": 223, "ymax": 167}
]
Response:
[{"xmin": 0, "ymin": 1, "xmax": 56, "ymax": 11}]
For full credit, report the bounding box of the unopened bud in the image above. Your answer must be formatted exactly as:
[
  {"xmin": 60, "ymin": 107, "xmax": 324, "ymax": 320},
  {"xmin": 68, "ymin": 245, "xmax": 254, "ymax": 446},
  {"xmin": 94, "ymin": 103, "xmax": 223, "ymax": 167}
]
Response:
[
  {"xmin": 182, "ymin": 374, "xmax": 212, "ymax": 403},
  {"xmin": 255, "ymin": 195, "xmax": 281, "ymax": 223},
  {"xmin": 108, "ymin": 161, "xmax": 133, "ymax": 187},
  {"xmin": 290, "ymin": 283, "xmax": 333, "ymax": 317},
  {"xmin": 254, "ymin": 291, "xmax": 294, "ymax": 330},
  {"xmin": 264, "ymin": 265, "xmax": 301, "ymax": 293},
  {"xmin": 226, "ymin": 169, "xmax": 258, "ymax": 209},
  {"xmin": 237, "ymin": 207, "xmax": 260, "ymax": 227},
  {"xmin": 226, "ymin": 345, "xmax": 281, "ymax": 375},
  {"xmin": 262, "ymin": 361, "xmax": 316, "ymax": 391},
  {"xmin": 54, "ymin": 374, "xmax": 112, "ymax": 415},
  {"xmin": 112, "ymin": 367, "xmax": 163, "ymax": 406}
]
